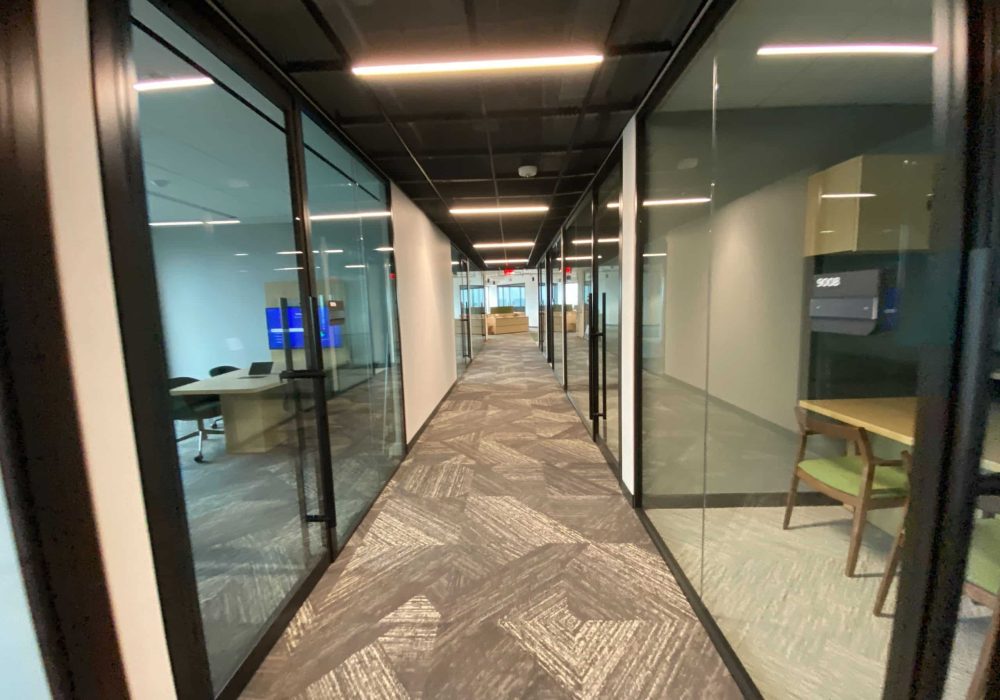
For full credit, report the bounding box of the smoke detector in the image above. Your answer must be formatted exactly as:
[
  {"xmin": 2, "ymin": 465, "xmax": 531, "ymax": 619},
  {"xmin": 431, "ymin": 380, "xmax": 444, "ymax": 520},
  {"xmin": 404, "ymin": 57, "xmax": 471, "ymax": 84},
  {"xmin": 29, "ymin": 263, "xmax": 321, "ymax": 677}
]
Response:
[{"xmin": 517, "ymin": 165, "xmax": 538, "ymax": 178}]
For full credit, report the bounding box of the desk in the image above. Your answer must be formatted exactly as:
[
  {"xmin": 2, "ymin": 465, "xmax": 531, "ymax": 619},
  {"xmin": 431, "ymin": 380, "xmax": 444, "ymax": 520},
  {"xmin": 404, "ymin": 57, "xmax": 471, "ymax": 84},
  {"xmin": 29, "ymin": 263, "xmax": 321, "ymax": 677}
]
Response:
[
  {"xmin": 798, "ymin": 396, "xmax": 1000, "ymax": 471},
  {"xmin": 171, "ymin": 370, "xmax": 294, "ymax": 454},
  {"xmin": 488, "ymin": 314, "xmax": 529, "ymax": 335}
]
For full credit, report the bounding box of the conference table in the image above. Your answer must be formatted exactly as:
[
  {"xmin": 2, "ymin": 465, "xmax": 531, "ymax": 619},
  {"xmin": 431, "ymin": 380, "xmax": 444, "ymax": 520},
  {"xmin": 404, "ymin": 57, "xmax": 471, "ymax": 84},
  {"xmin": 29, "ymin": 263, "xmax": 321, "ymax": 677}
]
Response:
[
  {"xmin": 798, "ymin": 396, "xmax": 1000, "ymax": 471},
  {"xmin": 171, "ymin": 369, "xmax": 295, "ymax": 454}
]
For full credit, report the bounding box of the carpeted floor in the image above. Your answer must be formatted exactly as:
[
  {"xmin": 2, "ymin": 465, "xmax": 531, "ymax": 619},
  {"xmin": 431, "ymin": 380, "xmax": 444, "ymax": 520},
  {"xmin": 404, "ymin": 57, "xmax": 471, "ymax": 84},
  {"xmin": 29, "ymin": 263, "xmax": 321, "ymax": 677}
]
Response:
[{"xmin": 240, "ymin": 333, "xmax": 739, "ymax": 699}]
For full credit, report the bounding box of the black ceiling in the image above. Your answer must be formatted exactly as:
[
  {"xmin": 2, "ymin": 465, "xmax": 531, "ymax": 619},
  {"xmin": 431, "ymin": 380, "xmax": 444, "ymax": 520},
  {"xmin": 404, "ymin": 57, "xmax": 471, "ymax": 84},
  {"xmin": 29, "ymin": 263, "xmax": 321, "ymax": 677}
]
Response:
[{"xmin": 213, "ymin": 0, "xmax": 703, "ymax": 267}]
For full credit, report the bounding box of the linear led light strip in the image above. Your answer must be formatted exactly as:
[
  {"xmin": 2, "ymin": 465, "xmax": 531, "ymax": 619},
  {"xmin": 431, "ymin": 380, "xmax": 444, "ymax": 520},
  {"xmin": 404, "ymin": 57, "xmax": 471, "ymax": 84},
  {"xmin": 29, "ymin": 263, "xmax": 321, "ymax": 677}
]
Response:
[
  {"xmin": 643, "ymin": 253, "xmax": 666, "ymax": 258},
  {"xmin": 451, "ymin": 205, "xmax": 549, "ymax": 216},
  {"xmin": 150, "ymin": 219, "xmax": 240, "ymax": 227},
  {"xmin": 482, "ymin": 258, "xmax": 529, "ymax": 264},
  {"xmin": 474, "ymin": 241, "xmax": 535, "ymax": 248},
  {"xmin": 821, "ymin": 193, "xmax": 877, "ymax": 199},
  {"xmin": 758, "ymin": 44, "xmax": 936, "ymax": 57},
  {"xmin": 353, "ymin": 54, "xmax": 603, "ymax": 78},
  {"xmin": 311, "ymin": 211, "xmax": 391, "ymax": 221},
  {"xmin": 134, "ymin": 76, "xmax": 214, "ymax": 92}
]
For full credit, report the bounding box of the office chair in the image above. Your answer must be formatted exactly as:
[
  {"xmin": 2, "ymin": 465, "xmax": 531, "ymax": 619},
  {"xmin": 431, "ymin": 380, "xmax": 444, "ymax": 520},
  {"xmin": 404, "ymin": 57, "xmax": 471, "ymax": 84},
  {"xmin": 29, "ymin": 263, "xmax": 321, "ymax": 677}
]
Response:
[
  {"xmin": 207, "ymin": 366, "xmax": 237, "ymax": 428},
  {"xmin": 169, "ymin": 377, "xmax": 223, "ymax": 463}
]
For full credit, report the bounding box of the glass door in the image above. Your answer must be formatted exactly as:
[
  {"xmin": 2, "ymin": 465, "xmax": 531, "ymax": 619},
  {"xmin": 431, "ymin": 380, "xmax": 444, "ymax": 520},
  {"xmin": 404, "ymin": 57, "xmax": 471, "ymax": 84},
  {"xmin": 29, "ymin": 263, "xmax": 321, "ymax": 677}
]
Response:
[
  {"xmin": 547, "ymin": 238, "xmax": 565, "ymax": 383},
  {"xmin": 595, "ymin": 164, "xmax": 623, "ymax": 462},
  {"xmin": 452, "ymin": 249, "xmax": 471, "ymax": 375},
  {"xmin": 566, "ymin": 202, "xmax": 593, "ymax": 427},
  {"xmin": 538, "ymin": 259, "xmax": 547, "ymax": 355},
  {"xmin": 130, "ymin": 12, "xmax": 330, "ymax": 691},
  {"xmin": 301, "ymin": 116, "xmax": 405, "ymax": 548}
]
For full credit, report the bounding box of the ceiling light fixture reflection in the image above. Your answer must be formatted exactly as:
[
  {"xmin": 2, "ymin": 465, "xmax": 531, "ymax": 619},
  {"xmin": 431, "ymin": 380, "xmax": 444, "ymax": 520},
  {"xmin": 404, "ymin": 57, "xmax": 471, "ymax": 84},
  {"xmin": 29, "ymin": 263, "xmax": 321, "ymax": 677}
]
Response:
[
  {"xmin": 134, "ymin": 76, "xmax": 214, "ymax": 92},
  {"xmin": 353, "ymin": 54, "xmax": 603, "ymax": 78},
  {"xmin": 572, "ymin": 237, "xmax": 620, "ymax": 245},
  {"xmin": 323, "ymin": 249, "xmax": 345, "ymax": 254},
  {"xmin": 344, "ymin": 264, "xmax": 366, "ymax": 269},
  {"xmin": 276, "ymin": 250, "xmax": 303, "ymax": 255},
  {"xmin": 375, "ymin": 246, "xmax": 393, "ymax": 252},
  {"xmin": 473, "ymin": 241, "xmax": 535, "ymax": 248},
  {"xmin": 757, "ymin": 44, "xmax": 937, "ymax": 57},
  {"xmin": 234, "ymin": 253, "xmax": 249, "ymax": 257},
  {"xmin": 606, "ymin": 202, "xmax": 620, "ymax": 209},
  {"xmin": 482, "ymin": 258, "xmax": 529, "ymax": 264},
  {"xmin": 643, "ymin": 253, "xmax": 666, "ymax": 258},
  {"xmin": 150, "ymin": 218, "xmax": 240, "ymax": 227},
  {"xmin": 643, "ymin": 197, "xmax": 712, "ymax": 207},
  {"xmin": 310, "ymin": 211, "xmax": 391, "ymax": 221},
  {"xmin": 451, "ymin": 205, "xmax": 549, "ymax": 216},
  {"xmin": 274, "ymin": 266, "xmax": 304, "ymax": 271},
  {"xmin": 821, "ymin": 193, "xmax": 877, "ymax": 199},
  {"xmin": 451, "ymin": 261, "xmax": 460, "ymax": 265}
]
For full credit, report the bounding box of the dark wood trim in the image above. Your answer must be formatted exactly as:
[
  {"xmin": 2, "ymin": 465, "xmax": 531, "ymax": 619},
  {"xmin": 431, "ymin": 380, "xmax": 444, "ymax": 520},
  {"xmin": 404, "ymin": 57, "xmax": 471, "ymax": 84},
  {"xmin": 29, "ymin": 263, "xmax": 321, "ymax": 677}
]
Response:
[
  {"xmin": 0, "ymin": 0, "xmax": 128, "ymax": 696},
  {"xmin": 642, "ymin": 492, "xmax": 838, "ymax": 510},
  {"xmin": 635, "ymin": 509, "xmax": 763, "ymax": 699}
]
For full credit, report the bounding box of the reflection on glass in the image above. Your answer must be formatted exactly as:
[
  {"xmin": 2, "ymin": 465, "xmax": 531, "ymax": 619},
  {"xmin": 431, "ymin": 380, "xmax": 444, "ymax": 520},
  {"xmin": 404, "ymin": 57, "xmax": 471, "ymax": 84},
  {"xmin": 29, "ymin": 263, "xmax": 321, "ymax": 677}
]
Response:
[
  {"xmin": 596, "ymin": 164, "xmax": 622, "ymax": 459},
  {"xmin": 537, "ymin": 260, "xmax": 547, "ymax": 354},
  {"xmin": 302, "ymin": 116, "xmax": 404, "ymax": 547},
  {"xmin": 132, "ymin": 19, "xmax": 326, "ymax": 690},
  {"xmin": 637, "ymin": 0, "xmax": 967, "ymax": 697}
]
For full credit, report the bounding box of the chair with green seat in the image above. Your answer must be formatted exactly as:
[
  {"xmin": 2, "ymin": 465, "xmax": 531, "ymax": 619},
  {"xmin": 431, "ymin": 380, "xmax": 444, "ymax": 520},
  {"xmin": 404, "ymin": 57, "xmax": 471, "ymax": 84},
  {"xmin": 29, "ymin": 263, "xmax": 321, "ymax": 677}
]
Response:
[
  {"xmin": 874, "ymin": 510, "xmax": 1000, "ymax": 699},
  {"xmin": 783, "ymin": 406, "xmax": 909, "ymax": 577}
]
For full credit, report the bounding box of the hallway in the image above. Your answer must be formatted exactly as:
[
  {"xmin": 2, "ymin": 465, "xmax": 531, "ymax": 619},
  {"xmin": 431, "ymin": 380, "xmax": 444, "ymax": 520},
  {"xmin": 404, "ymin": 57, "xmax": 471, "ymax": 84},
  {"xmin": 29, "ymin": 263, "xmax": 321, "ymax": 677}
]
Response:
[{"xmin": 242, "ymin": 334, "xmax": 738, "ymax": 699}]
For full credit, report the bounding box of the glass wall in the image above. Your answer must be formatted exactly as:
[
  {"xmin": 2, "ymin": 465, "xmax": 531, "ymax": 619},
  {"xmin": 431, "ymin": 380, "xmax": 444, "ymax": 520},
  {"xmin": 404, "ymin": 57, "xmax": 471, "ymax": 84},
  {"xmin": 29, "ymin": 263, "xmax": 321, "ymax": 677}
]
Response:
[
  {"xmin": 301, "ymin": 116, "xmax": 404, "ymax": 546},
  {"xmin": 637, "ymin": 0, "xmax": 973, "ymax": 696},
  {"xmin": 468, "ymin": 266, "xmax": 487, "ymax": 357},
  {"xmin": 452, "ymin": 248, "xmax": 469, "ymax": 376},
  {"xmin": 547, "ymin": 238, "xmax": 564, "ymax": 383},
  {"xmin": 595, "ymin": 164, "xmax": 622, "ymax": 459},
  {"xmin": 537, "ymin": 259, "xmax": 547, "ymax": 352},
  {"xmin": 132, "ymin": 12, "xmax": 328, "ymax": 689},
  {"xmin": 565, "ymin": 204, "xmax": 592, "ymax": 418}
]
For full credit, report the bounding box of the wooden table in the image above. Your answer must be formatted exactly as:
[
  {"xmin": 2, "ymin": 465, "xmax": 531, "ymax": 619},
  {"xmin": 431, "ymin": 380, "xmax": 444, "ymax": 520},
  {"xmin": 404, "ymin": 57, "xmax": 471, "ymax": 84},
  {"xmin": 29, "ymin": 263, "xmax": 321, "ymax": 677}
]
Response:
[
  {"xmin": 171, "ymin": 369, "xmax": 294, "ymax": 454},
  {"xmin": 798, "ymin": 396, "xmax": 1000, "ymax": 471}
]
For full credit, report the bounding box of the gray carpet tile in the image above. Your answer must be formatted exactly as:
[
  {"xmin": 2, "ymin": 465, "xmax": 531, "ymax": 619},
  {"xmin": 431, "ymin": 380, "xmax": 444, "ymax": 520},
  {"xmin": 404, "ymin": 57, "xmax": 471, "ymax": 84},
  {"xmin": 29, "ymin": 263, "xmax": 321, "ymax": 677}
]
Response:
[{"xmin": 241, "ymin": 334, "xmax": 738, "ymax": 699}]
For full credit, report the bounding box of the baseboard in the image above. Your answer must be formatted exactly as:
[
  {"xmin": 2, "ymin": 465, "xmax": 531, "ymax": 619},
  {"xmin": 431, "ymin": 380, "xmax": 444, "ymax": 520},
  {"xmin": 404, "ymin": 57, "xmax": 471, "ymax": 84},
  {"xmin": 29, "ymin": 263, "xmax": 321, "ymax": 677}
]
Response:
[{"xmin": 642, "ymin": 491, "xmax": 838, "ymax": 509}]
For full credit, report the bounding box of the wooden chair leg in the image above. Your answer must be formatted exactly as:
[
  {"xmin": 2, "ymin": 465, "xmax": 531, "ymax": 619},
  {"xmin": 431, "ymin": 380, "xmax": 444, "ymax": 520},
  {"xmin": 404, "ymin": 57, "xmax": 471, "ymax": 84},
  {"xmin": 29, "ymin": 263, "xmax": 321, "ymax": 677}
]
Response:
[
  {"xmin": 846, "ymin": 502, "xmax": 868, "ymax": 577},
  {"xmin": 968, "ymin": 602, "xmax": 1000, "ymax": 700},
  {"xmin": 783, "ymin": 472, "xmax": 799, "ymax": 530},
  {"xmin": 874, "ymin": 527, "xmax": 905, "ymax": 615}
]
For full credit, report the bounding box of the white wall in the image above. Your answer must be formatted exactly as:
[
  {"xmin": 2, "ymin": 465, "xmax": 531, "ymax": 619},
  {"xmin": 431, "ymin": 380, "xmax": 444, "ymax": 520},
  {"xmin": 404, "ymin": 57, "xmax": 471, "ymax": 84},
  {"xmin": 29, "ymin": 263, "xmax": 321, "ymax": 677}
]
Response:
[
  {"xmin": 35, "ymin": 0, "xmax": 176, "ymax": 696},
  {"xmin": 620, "ymin": 118, "xmax": 638, "ymax": 494},
  {"xmin": 391, "ymin": 184, "xmax": 458, "ymax": 442}
]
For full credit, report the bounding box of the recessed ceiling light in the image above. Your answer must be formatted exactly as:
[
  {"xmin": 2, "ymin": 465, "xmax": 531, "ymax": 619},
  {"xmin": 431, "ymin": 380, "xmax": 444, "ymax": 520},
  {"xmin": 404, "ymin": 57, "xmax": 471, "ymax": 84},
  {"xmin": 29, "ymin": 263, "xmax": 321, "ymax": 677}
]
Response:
[
  {"xmin": 757, "ymin": 44, "xmax": 937, "ymax": 57},
  {"xmin": 821, "ymin": 193, "xmax": 877, "ymax": 199},
  {"xmin": 643, "ymin": 197, "xmax": 712, "ymax": 207},
  {"xmin": 310, "ymin": 211, "xmax": 391, "ymax": 221},
  {"xmin": 473, "ymin": 241, "xmax": 535, "ymax": 248},
  {"xmin": 134, "ymin": 76, "xmax": 214, "ymax": 92},
  {"xmin": 375, "ymin": 246, "xmax": 393, "ymax": 252},
  {"xmin": 149, "ymin": 218, "xmax": 240, "ymax": 227},
  {"xmin": 352, "ymin": 54, "xmax": 603, "ymax": 78},
  {"xmin": 451, "ymin": 261, "xmax": 460, "ymax": 265},
  {"xmin": 482, "ymin": 258, "xmax": 529, "ymax": 264},
  {"xmin": 451, "ymin": 205, "xmax": 548, "ymax": 216}
]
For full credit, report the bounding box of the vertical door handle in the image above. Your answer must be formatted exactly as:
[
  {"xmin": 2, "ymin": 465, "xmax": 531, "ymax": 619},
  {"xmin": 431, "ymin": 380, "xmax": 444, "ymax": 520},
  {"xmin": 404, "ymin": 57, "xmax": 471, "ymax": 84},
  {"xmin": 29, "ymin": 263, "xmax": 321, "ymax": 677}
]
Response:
[{"xmin": 600, "ymin": 292, "xmax": 608, "ymax": 419}]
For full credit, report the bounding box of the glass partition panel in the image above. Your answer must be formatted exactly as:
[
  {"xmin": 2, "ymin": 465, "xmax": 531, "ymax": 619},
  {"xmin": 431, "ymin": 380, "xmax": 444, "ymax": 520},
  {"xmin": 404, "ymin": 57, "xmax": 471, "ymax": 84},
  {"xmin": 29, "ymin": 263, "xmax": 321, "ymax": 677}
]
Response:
[
  {"xmin": 638, "ymin": 0, "xmax": 967, "ymax": 697},
  {"xmin": 596, "ymin": 164, "xmax": 622, "ymax": 459},
  {"xmin": 548, "ymin": 239, "xmax": 564, "ymax": 384},
  {"xmin": 302, "ymin": 116, "xmax": 404, "ymax": 546},
  {"xmin": 468, "ymin": 266, "xmax": 487, "ymax": 357},
  {"xmin": 537, "ymin": 260, "xmax": 547, "ymax": 353},
  {"xmin": 132, "ymin": 21, "xmax": 327, "ymax": 690},
  {"xmin": 566, "ymin": 204, "xmax": 593, "ymax": 420},
  {"xmin": 452, "ymin": 248, "xmax": 469, "ymax": 376}
]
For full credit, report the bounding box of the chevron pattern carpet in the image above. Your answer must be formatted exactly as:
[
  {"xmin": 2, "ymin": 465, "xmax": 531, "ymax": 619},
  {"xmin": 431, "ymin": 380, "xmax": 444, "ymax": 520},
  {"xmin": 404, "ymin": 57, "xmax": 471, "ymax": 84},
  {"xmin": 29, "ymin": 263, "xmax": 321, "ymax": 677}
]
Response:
[{"xmin": 241, "ymin": 334, "xmax": 738, "ymax": 699}]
